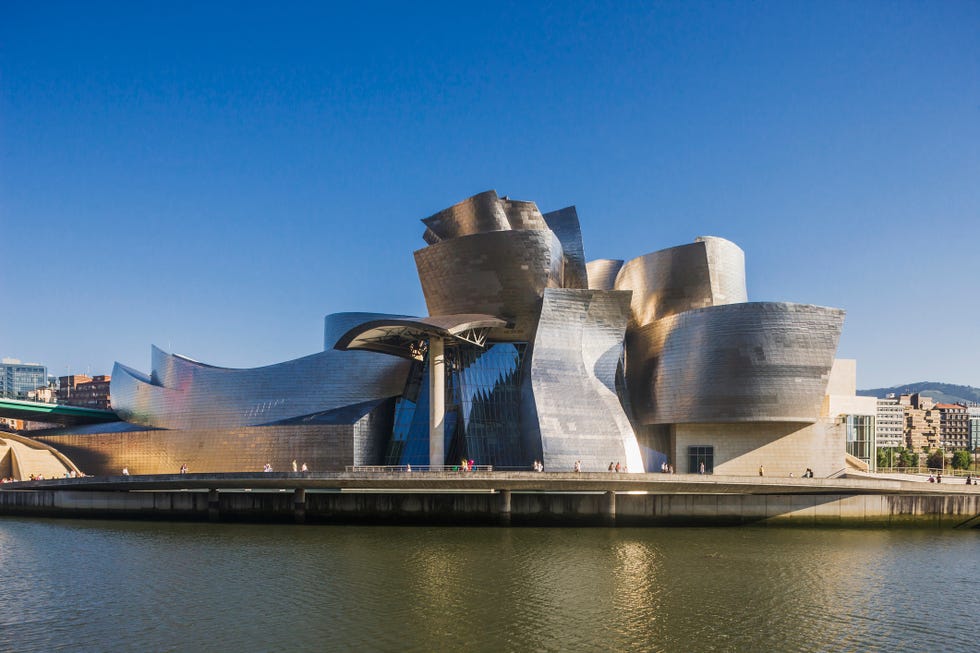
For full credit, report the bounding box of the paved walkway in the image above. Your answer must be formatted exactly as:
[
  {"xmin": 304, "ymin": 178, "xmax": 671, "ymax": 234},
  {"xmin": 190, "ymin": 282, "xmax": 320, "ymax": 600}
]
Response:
[{"xmin": 4, "ymin": 471, "xmax": 979, "ymax": 495}]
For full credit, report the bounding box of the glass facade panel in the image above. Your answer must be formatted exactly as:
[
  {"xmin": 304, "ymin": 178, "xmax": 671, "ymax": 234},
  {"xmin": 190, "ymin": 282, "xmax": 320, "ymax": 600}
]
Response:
[
  {"xmin": 385, "ymin": 342, "xmax": 527, "ymax": 467},
  {"xmin": 845, "ymin": 415, "xmax": 875, "ymax": 463},
  {"xmin": 687, "ymin": 445, "xmax": 713, "ymax": 474}
]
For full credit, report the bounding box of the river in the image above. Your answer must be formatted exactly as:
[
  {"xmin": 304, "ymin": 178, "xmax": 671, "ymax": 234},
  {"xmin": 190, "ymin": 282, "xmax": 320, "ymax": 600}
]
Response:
[{"xmin": 0, "ymin": 519, "xmax": 977, "ymax": 652}]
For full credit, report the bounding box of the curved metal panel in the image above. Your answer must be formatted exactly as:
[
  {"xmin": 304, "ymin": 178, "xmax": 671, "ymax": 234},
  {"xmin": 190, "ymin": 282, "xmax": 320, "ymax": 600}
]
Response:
[
  {"xmin": 529, "ymin": 288, "xmax": 643, "ymax": 472},
  {"xmin": 501, "ymin": 197, "xmax": 549, "ymax": 232},
  {"xmin": 615, "ymin": 237, "xmax": 747, "ymax": 327},
  {"xmin": 625, "ymin": 302, "xmax": 844, "ymax": 425},
  {"xmin": 700, "ymin": 236, "xmax": 748, "ymax": 307},
  {"xmin": 414, "ymin": 229, "xmax": 564, "ymax": 341},
  {"xmin": 542, "ymin": 206, "xmax": 588, "ymax": 289},
  {"xmin": 586, "ymin": 259, "xmax": 624, "ymax": 291},
  {"xmin": 421, "ymin": 190, "xmax": 510, "ymax": 242},
  {"xmin": 110, "ymin": 344, "xmax": 411, "ymax": 430},
  {"xmin": 334, "ymin": 314, "xmax": 509, "ymax": 358},
  {"xmin": 323, "ymin": 312, "xmax": 412, "ymax": 350}
]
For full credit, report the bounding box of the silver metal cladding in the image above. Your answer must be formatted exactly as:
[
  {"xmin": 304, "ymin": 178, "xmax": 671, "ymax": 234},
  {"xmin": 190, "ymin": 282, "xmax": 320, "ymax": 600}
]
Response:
[
  {"xmin": 413, "ymin": 229, "xmax": 565, "ymax": 341},
  {"xmin": 542, "ymin": 206, "xmax": 588, "ymax": 289},
  {"xmin": 586, "ymin": 259, "xmax": 625, "ymax": 291},
  {"xmin": 110, "ymin": 344, "xmax": 410, "ymax": 430},
  {"xmin": 615, "ymin": 237, "xmax": 747, "ymax": 328},
  {"xmin": 529, "ymin": 288, "xmax": 644, "ymax": 473},
  {"xmin": 625, "ymin": 302, "xmax": 845, "ymax": 425},
  {"xmin": 421, "ymin": 190, "xmax": 510, "ymax": 243}
]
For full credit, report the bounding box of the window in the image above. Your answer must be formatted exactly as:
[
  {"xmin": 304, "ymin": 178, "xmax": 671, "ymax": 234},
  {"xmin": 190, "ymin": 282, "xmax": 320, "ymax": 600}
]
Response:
[{"xmin": 688, "ymin": 445, "xmax": 714, "ymax": 474}]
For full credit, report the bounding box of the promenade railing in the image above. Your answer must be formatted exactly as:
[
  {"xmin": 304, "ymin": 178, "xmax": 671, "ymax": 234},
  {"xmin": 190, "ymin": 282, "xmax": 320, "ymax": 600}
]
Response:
[{"xmin": 346, "ymin": 465, "xmax": 496, "ymax": 473}]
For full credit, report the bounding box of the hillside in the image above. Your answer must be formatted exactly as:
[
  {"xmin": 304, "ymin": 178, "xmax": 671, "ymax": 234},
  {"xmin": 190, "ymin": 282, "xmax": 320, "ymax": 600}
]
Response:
[{"xmin": 857, "ymin": 382, "xmax": 980, "ymax": 405}]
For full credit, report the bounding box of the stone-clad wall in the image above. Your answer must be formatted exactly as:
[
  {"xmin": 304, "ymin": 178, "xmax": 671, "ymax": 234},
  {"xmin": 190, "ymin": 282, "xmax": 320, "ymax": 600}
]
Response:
[{"xmin": 673, "ymin": 422, "xmax": 846, "ymax": 477}]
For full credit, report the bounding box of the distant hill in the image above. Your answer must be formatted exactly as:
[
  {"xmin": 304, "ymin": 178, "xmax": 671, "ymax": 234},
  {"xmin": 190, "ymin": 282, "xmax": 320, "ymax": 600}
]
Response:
[{"xmin": 857, "ymin": 382, "xmax": 980, "ymax": 405}]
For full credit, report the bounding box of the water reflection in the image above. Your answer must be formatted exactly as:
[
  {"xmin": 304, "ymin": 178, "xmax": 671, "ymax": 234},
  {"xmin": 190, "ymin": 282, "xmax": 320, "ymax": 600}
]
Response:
[{"xmin": 0, "ymin": 520, "xmax": 976, "ymax": 652}]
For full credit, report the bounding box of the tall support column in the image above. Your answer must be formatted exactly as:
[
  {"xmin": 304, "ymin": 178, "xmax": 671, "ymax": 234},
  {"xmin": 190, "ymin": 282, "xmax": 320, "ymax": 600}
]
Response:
[{"xmin": 429, "ymin": 337, "xmax": 445, "ymax": 469}]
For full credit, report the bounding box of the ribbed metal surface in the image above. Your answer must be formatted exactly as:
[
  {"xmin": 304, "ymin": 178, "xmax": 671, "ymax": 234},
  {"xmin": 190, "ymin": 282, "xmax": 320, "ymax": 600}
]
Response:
[
  {"xmin": 615, "ymin": 237, "xmax": 747, "ymax": 327},
  {"xmin": 529, "ymin": 289, "xmax": 643, "ymax": 472},
  {"xmin": 542, "ymin": 206, "xmax": 588, "ymax": 289},
  {"xmin": 111, "ymin": 340, "xmax": 410, "ymax": 430},
  {"xmin": 586, "ymin": 259, "xmax": 624, "ymax": 291},
  {"xmin": 625, "ymin": 302, "xmax": 844, "ymax": 425},
  {"xmin": 414, "ymin": 229, "xmax": 564, "ymax": 341}
]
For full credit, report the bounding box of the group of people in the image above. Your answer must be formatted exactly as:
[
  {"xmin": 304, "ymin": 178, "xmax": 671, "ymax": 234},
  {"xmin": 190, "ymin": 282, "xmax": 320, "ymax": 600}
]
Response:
[
  {"xmin": 291, "ymin": 460, "xmax": 310, "ymax": 472},
  {"xmin": 659, "ymin": 461, "xmax": 674, "ymax": 474},
  {"xmin": 607, "ymin": 461, "xmax": 627, "ymax": 472},
  {"xmin": 1, "ymin": 469, "xmax": 83, "ymax": 483},
  {"xmin": 532, "ymin": 460, "xmax": 544, "ymax": 472}
]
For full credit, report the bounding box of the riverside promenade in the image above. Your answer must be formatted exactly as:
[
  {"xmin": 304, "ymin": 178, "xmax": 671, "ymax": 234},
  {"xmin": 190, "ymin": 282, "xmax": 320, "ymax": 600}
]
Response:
[{"xmin": 2, "ymin": 471, "xmax": 979, "ymax": 528}]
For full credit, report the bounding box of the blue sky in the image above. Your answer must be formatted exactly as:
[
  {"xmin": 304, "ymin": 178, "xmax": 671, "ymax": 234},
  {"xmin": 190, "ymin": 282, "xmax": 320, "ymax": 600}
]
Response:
[{"xmin": 1, "ymin": 1, "xmax": 978, "ymax": 388}]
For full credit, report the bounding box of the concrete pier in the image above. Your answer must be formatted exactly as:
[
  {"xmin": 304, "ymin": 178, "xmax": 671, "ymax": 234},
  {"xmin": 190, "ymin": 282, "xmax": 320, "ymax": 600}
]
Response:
[
  {"xmin": 294, "ymin": 487, "xmax": 306, "ymax": 523},
  {"xmin": 2, "ymin": 472, "xmax": 979, "ymax": 528}
]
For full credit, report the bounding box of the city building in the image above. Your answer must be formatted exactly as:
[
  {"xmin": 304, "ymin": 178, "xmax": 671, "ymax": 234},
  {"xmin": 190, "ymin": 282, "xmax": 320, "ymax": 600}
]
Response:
[
  {"xmin": 935, "ymin": 403, "xmax": 970, "ymax": 450},
  {"xmin": 57, "ymin": 375, "xmax": 112, "ymax": 410},
  {"xmin": 27, "ymin": 190, "xmax": 851, "ymax": 477},
  {"xmin": 900, "ymin": 393, "xmax": 940, "ymax": 451},
  {"xmin": 875, "ymin": 396, "xmax": 904, "ymax": 449},
  {"xmin": 0, "ymin": 358, "xmax": 47, "ymax": 399},
  {"xmin": 967, "ymin": 406, "xmax": 980, "ymax": 452}
]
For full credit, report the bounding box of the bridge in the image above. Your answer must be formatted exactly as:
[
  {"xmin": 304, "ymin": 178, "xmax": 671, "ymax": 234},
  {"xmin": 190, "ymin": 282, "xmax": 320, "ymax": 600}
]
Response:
[{"xmin": 0, "ymin": 397, "xmax": 119, "ymax": 427}]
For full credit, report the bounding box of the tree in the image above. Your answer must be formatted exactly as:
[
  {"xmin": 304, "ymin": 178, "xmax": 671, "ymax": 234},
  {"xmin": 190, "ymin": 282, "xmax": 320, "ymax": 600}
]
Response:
[
  {"xmin": 877, "ymin": 448, "xmax": 890, "ymax": 468},
  {"xmin": 926, "ymin": 449, "xmax": 945, "ymax": 470},
  {"xmin": 951, "ymin": 450, "xmax": 971, "ymax": 470},
  {"xmin": 898, "ymin": 448, "xmax": 918, "ymax": 470}
]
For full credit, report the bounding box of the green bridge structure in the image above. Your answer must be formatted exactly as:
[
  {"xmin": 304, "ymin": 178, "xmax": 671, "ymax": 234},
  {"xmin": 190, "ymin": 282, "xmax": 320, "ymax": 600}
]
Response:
[{"xmin": 0, "ymin": 397, "xmax": 119, "ymax": 427}]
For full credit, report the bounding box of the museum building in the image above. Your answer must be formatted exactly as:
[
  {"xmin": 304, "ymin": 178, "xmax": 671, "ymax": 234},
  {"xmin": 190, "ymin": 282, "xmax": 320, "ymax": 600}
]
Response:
[{"xmin": 33, "ymin": 191, "xmax": 855, "ymax": 476}]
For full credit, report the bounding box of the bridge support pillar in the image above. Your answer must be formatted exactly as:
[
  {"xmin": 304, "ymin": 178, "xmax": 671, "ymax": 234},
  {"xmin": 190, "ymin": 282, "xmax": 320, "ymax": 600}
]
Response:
[
  {"xmin": 603, "ymin": 491, "xmax": 616, "ymax": 525},
  {"xmin": 498, "ymin": 489, "xmax": 511, "ymax": 525},
  {"xmin": 293, "ymin": 488, "xmax": 306, "ymax": 524},
  {"xmin": 208, "ymin": 489, "xmax": 219, "ymax": 522}
]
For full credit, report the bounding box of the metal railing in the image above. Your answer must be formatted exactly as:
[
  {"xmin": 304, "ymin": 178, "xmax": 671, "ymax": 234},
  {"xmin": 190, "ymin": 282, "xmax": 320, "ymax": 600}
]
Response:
[
  {"xmin": 346, "ymin": 464, "xmax": 495, "ymax": 473},
  {"xmin": 876, "ymin": 466, "xmax": 978, "ymax": 478}
]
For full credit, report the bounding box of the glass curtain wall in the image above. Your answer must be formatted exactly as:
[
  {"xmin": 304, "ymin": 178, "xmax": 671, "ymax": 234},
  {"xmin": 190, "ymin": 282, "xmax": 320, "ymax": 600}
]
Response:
[
  {"xmin": 385, "ymin": 342, "xmax": 527, "ymax": 467},
  {"xmin": 845, "ymin": 415, "xmax": 875, "ymax": 468}
]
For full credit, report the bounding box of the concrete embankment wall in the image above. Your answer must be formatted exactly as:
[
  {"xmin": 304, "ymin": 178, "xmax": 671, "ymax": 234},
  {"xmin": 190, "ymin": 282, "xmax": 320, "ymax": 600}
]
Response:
[{"xmin": 2, "ymin": 490, "xmax": 979, "ymax": 528}]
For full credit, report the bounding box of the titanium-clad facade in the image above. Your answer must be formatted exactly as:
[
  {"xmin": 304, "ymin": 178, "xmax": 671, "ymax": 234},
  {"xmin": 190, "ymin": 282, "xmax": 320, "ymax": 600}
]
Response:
[
  {"xmin": 47, "ymin": 188, "xmax": 850, "ymax": 477},
  {"xmin": 625, "ymin": 302, "xmax": 844, "ymax": 425},
  {"xmin": 111, "ymin": 315, "xmax": 411, "ymax": 430},
  {"xmin": 414, "ymin": 229, "xmax": 564, "ymax": 341},
  {"xmin": 615, "ymin": 236, "xmax": 747, "ymax": 327},
  {"xmin": 528, "ymin": 289, "xmax": 642, "ymax": 472},
  {"xmin": 586, "ymin": 259, "xmax": 624, "ymax": 291},
  {"xmin": 541, "ymin": 206, "xmax": 588, "ymax": 290}
]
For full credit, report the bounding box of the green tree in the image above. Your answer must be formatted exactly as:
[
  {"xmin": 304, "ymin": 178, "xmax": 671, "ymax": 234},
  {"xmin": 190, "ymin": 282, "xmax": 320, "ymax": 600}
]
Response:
[
  {"xmin": 951, "ymin": 450, "xmax": 971, "ymax": 470},
  {"xmin": 898, "ymin": 448, "xmax": 918, "ymax": 470},
  {"xmin": 877, "ymin": 448, "xmax": 890, "ymax": 468},
  {"xmin": 926, "ymin": 449, "xmax": 945, "ymax": 470}
]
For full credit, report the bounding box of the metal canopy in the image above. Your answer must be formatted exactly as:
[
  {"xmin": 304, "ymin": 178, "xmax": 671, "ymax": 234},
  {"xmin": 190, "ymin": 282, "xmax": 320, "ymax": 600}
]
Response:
[{"xmin": 333, "ymin": 314, "xmax": 509, "ymax": 360}]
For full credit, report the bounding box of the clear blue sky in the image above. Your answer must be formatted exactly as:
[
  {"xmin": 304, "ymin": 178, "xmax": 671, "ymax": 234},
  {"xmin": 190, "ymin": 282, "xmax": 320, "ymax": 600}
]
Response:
[{"xmin": 1, "ymin": 1, "xmax": 978, "ymax": 389}]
